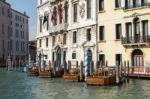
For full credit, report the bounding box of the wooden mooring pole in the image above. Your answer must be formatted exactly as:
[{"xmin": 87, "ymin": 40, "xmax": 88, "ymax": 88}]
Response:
[
  {"xmin": 127, "ymin": 61, "xmax": 130, "ymax": 83},
  {"xmin": 90, "ymin": 61, "xmax": 94, "ymax": 76},
  {"xmin": 116, "ymin": 61, "xmax": 120, "ymax": 84},
  {"xmin": 80, "ymin": 61, "xmax": 84, "ymax": 81}
]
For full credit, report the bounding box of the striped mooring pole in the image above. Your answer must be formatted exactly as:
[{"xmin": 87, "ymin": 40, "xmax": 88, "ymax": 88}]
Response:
[{"xmin": 84, "ymin": 48, "xmax": 91, "ymax": 81}]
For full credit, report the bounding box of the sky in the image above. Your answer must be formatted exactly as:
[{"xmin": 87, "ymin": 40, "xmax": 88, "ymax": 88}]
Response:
[{"xmin": 7, "ymin": 0, "xmax": 37, "ymax": 41}]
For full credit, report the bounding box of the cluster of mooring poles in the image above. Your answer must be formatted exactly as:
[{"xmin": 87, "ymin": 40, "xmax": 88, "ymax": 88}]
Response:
[{"xmin": 6, "ymin": 55, "xmax": 29, "ymax": 72}]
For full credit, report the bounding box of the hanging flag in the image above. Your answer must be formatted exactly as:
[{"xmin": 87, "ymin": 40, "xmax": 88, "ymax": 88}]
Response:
[
  {"xmin": 51, "ymin": 12, "xmax": 54, "ymax": 22},
  {"xmin": 43, "ymin": 15, "xmax": 48, "ymax": 24},
  {"xmin": 57, "ymin": 5, "xmax": 62, "ymax": 24}
]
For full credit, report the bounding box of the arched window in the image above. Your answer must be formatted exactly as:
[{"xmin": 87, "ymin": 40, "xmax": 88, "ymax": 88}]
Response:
[
  {"xmin": 53, "ymin": 7, "xmax": 57, "ymax": 25},
  {"xmin": 64, "ymin": 2, "xmax": 68, "ymax": 23},
  {"xmin": 132, "ymin": 49, "xmax": 144, "ymax": 67}
]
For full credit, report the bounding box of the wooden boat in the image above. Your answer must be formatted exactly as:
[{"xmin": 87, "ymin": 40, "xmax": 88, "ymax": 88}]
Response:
[
  {"xmin": 86, "ymin": 68, "xmax": 116, "ymax": 85},
  {"xmin": 39, "ymin": 68, "xmax": 54, "ymax": 78},
  {"xmin": 27, "ymin": 66, "xmax": 39, "ymax": 76},
  {"xmin": 63, "ymin": 68, "xmax": 80, "ymax": 82}
]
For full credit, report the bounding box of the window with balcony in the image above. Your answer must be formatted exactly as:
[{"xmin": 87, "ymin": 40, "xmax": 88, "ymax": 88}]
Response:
[
  {"xmin": 46, "ymin": 15, "xmax": 49, "ymax": 30},
  {"xmin": 142, "ymin": 20, "xmax": 148, "ymax": 41},
  {"xmin": 115, "ymin": 24, "xmax": 122, "ymax": 40},
  {"xmin": 64, "ymin": 2, "xmax": 68, "ymax": 23},
  {"xmin": 53, "ymin": 7, "xmax": 57, "ymax": 26},
  {"xmin": 125, "ymin": 0, "xmax": 148, "ymax": 9},
  {"xmin": 125, "ymin": 22, "xmax": 132, "ymax": 42},
  {"xmin": 99, "ymin": 26, "xmax": 104, "ymax": 41},
  {"xmin": 115, "ymin": 0, "xmax": 121, "ymax": 8},
  {"xmin": 58, "ymin": 5, "xmax": 62, "ymax": 24},
  {"xmin": 87, "ymin": 28, "xmax": 91, "ymax": 41},
  {"xmin": 73, "ymin": 31, "xmax": 77, "ymax": 44},
  {"xmin": 99, "ymin": 0, "xmax": 104, "ymax": 11},
  {"xmin": 87, "ymin": 0, "xmax": 91, "ymax": 19},
  {"xmin": 73, "ymin": 3, "xmax": 77, "ymax": 22}
]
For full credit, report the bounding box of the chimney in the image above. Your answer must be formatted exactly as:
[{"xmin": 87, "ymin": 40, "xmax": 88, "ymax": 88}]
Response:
[{"xmin": 24, "ymin": 11, "xmax": 26, "ymax": 15}]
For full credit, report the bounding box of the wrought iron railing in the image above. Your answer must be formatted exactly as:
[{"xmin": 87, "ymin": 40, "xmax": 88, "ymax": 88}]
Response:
[
  {"xmin": 124, "ymin": 2, "xmax": 150, "ymax": 9},
  {"xmin": 121, "ymin": 35, "xmax": 150, "ymax": 45}
]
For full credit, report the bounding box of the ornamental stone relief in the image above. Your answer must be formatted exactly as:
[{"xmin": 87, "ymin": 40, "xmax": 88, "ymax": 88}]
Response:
[{"xmin": 80, "ymin": 3, "xmax": 85, "ymax": 19}]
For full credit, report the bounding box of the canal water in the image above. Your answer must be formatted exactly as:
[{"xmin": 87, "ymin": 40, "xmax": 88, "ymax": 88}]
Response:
[{"xmin": 0, "ymin": 69, "xmax": 150, "ymax": 99}]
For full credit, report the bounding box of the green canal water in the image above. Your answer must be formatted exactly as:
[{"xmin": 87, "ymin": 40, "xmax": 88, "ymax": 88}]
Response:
[{"xmin": 0, "ymin": 69, "xmax": 150, "ymax": 99}]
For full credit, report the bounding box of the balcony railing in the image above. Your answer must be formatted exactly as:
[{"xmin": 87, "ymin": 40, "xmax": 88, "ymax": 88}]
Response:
[
  {"xmin": 124, "ymin": 2, "xmax": 150, "ymax": 9},
  {"xmin": 121, "ymin": 35, "xmax": 150, "ymax": 45},
  {"xmin": 49, "ymin": 23, "xmax": 68, "ymax": 33}
]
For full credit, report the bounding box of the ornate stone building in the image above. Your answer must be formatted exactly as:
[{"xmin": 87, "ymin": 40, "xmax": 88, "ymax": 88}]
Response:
[{"xmin": 36, "ymin": 0, "xmax": 97, "ymax": 68}]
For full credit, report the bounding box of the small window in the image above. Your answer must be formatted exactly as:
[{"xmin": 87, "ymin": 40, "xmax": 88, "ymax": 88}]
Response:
[
  {"xmin": 99, "ymin": 26, "xmax": 104, "ymax": 41},
  {"xmin": 72, "ymin": 53, "xmax": 76, "ymax": 59},
  {"xmin": 99, "ymin": 54, "xmax": 105, "ymax": 66},
  {"xmin": 115, "ymin": 24, "xmax": 122, "ymax": 39},
  {"xmin": 73, "ymin": 31, "xmax": 77, "ymax": 43},
  {"xmin": 46, "ymin": 38, "xmax": 48, "ymax": 47},
  {"xmin": 39, "ymin": 18, "xmax": 42, "ymax": 32},
  {"xmin": 116, "ymin": 54, "xmax": 122, "ymax": 65},
  {"xmin": 115, "ymin": 0, "xmax": 121, "ymax": 8},
  {"xmin": 99, "ymin": 0, "xmax": 104, "ymax": 11},
  {"xmin": 39, "ymin": 39, "xmax": 42, "ymax": 47},
  {"xmin": 87, "ymin": 29, "xmax": 91, "ymax": 41}
]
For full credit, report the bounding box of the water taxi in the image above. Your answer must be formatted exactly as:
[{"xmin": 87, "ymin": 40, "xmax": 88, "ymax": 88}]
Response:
[
  {"xmin": 63, "ymin": 68, "xmax": 80, "ymax": 82},
  {"xmin": 86, "ymin": 68, "xmax": 116, "ymax": 85}
]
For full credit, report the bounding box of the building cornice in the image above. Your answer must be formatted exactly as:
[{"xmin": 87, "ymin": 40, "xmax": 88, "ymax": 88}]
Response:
[
  {"xmin": 37, "ymin": 1, "xmax": 49, "ymax": 9},
  {"xmin": 11, "ymin": 8, "xmax": 29, "ymax": 18}
]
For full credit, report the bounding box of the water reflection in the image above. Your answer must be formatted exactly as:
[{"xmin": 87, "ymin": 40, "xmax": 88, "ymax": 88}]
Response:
[{"xmin": 0, "ymin": 69, "xmax": 150, "ymax": 99}]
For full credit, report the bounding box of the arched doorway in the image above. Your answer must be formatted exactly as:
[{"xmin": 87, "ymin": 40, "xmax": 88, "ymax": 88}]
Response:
[
  {"xmin": 132, "ymin": 49, "xmax": 144, "ymax": 67},
  {"xmin": 56, "ymin": 47, "xmax": 61, "ymax": 67}
]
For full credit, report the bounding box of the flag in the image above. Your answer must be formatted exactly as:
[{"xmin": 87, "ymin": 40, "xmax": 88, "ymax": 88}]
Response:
[
  {"xmin": 57, "ymin": 6, "xmax": 62, "ymax": 24},
  {"xmin": 43, "ymin": 15, "xmax": 48, "ymax": 24},
  {"xmin": 51, "ymin": 13, "xmax": 54, "ymax": 22}
]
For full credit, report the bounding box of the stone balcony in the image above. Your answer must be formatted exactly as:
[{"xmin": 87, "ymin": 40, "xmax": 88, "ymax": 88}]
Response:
[{"xmin": 49, "ymin": 23, "xmax": 68, "ymax": 34}]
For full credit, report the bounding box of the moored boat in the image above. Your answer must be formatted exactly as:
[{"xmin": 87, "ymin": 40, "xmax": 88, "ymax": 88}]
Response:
[
  {"xmin": 39, "ymin": 68, "xmax": 54, "ymax": 78},
  {"xmin": 27, "ymin": 66, "xmax": 39, "ymax": 76},
  {"xmin": 86, "ymin": 68, "xmax": 116, "ymax": 85},
  {"xmin": 63, "ymin": 68, "xmax": 80, "ymax": 82}
]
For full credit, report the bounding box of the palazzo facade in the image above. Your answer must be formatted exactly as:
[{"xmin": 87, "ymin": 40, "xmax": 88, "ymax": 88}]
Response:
[{"xmin": 37, "ymin": 0, "xmax": 150, "ymax": 72}]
